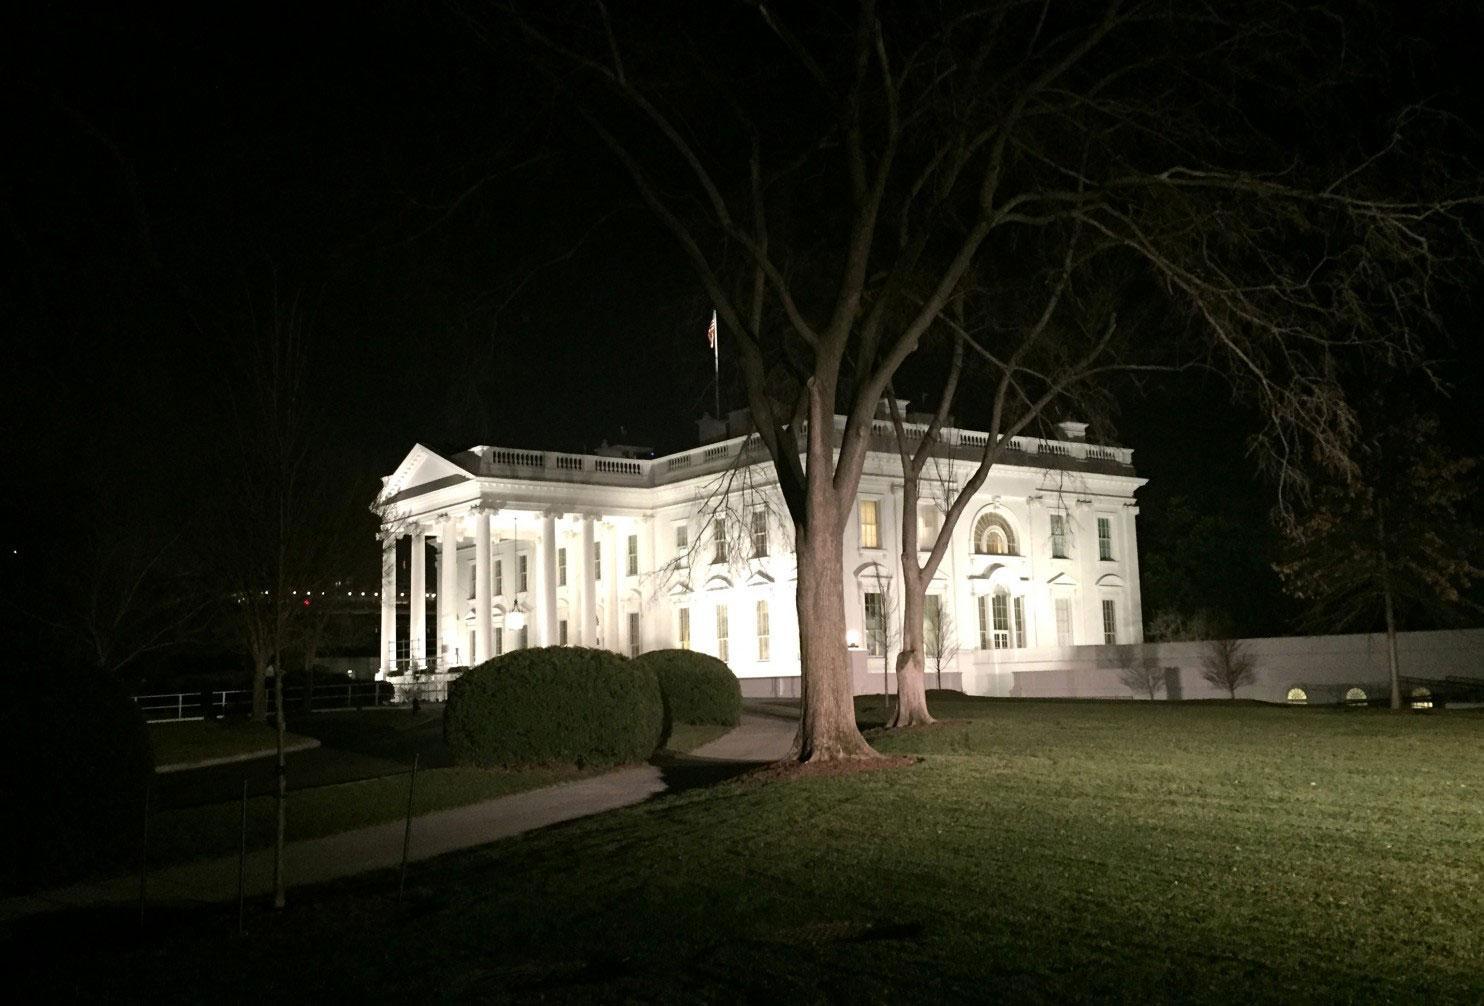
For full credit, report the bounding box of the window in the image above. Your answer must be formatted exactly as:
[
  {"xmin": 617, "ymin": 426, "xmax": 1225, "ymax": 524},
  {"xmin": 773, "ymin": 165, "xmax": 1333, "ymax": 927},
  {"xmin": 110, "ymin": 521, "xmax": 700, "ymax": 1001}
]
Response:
[
  {"xmin": 1345, "ymin": 687, "xmax": 1367, "ymax": 705},
  {"xmin": 1098, "ymin": 517, "xmax": 1113, "ymax": 560},
  {"xmin": 593, "ymin": 543, "xmax": 602, "ymax": 581},
  {"xmin": 518, "ymin": 554, "xmax": 528, "ymax": 592},
  {"xmin": 557, "ymin": 547, "xmax": 567, "ymax": 587},
  {"xmin": 1055, "ymin": 597, "xmax": 1073, "ymax": 646},
  {"xmin": 626, "ymin": 534, "xmax": 639, "ymax": 576},
  {"xmin": 494, "ymin": 626, "xmax": 504, "ymax": 656},
  {"xmin": 715, "ymin": 605, "xmax": 730, "ymax": 662},
  {"xmin": 990, "ymin": 590, "xmax": 1011, "ymax": 649},
  {"xmin": 494, "ymin": 559, "xmax": 503, "ymax": 597},
  {"xmin": 975, "ymin": 596, "xmax": 990, "ymax": 650},
  {"xmin": 1101, "ymin": 599, "xmax": 1117, "ymax": 644},
  {"xmin": 627, "ymin": 612, "xmax": 640, "ymax": 658},
  {"xmin": 751, "ymin": 510, "xmax": 768, "ymax": 557},
  {"xmin": 712, "ymin": 517, "xmax": 727, "ymax": 564},
  {"xmin": 1050, "ymin": 514, "xmax": 1068, "ymax": 558},
  {"xmin": 675, "ymin": 523, "xmax": 689, "ymax": 568},
  {"xmin": 756, "ymin": 600, "xmax": 770, "ymax": 661},
  {"xmin": 864, "ymin": 592, "xmax": 886, "ymax": 656},
  {"xmin": 558, "ymin": 619, "xmax": 568, "ymax": 645},
  {"xmin": 1410, "ymin": 687, "xmax": 1433, "ymax": 710},
  {"xmin": 678, "ymin": 608, "xmax": 691, "ymax": 650},
  {"xmin": 924, "ymin": 594, "xmax": 943, "ymax": 654},
  {"xmin": 859, "ymin": 499, "xmax": 880, "ymax": 549},
  {"xmin": 918, "ymin": 506, "xmax": 941, "ymax": 552},
  {"xmin": 1013, "ymin": 595, "xmax": 1026, "ymax": 649},
  {"xmin": 1286, "ymin": 687, "xmax": 1308, "ymax": 704},
  {"xmin": 972, "ymin": 513, "xmax": 1017, "ymax": 555}
]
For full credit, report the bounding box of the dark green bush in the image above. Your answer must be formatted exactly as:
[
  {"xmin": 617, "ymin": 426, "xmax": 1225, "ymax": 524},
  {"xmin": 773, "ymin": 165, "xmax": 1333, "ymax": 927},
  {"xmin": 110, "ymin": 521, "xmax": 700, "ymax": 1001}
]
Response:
[
  {"xmin": 0, "ymin": 664, "xmax": 155, "ymax": 893},
  {"xmin": 634, "ymin": 649, "xmax": 742, "ymax": 727},
  {"xmin": 443, "ymin": 647, "xmax": 662, "ymax": 768}
]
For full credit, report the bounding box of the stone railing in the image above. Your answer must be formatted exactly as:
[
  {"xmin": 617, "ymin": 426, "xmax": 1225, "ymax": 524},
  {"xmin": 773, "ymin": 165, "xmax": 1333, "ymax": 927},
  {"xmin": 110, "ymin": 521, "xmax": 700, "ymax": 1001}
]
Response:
[{"xmin": 471, "ymin": 419, "xmax": 1132, "ymax": 488}]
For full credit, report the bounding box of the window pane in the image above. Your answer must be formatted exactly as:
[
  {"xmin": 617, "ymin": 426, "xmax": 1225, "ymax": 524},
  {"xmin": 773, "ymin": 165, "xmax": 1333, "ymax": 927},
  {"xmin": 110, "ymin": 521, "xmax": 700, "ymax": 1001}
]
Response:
[
  {"xmin": 1013, "ymin": 596, "xmax": 1026, "ymax": 648},
  {"xmin": 859, "ymin": 500, "xmax": 879, "ymax": 549},
  {"xmin": 678, "ymin": 608, "xmax": 690, "ymax": 649},
  {"xmin": 713, "ymin": 518, "xmax": 727, "ymax": 564},
  {"xmin": 627, "ymin": 534, "xmax": 639, "ymax": 576},
  {"xmin": 675, "ymin": 525, "xmax": 689, "ymax": 569},
  {"xmin": 494, "ymin": 560, "xmax": 503, "ymax": 596},
  {"xmin": 716, "ymin": 605, "xmax": 729, "ymax": 662},
  {"xmin": 1098, "ymin": 517, "xmax": 1113, "ymax": 561},
  {"xmin": 752, "ymin": 510, "xmax": 768, "ymax": 557},
  {"xmin": 628, "ymin": 612, "xmax": 640, "ymax": 658},
  {"xmin": 976, "ymin": 596, "xmax": 990, "ymax": 650},
  {"xmin": 756, "ymin": 599, "xmax": 770, "ymax": 661},
  {"xmin": 1055, "ymin": 598, "xmax": 1072, "ymax": 646},
  {"xmin": 1102, "ymin": 599, "xmax": 1117, "ymax": 644},
  {"xmin": 864, "ymin": 592, "xmax": 886, "ymax": 656},
  {"xmin": 557, "ymin": 547, "xmax": 567, "ymax": 586},
  {"xmin": 1051, "ymin": 515, "xmax": 1067, "ymax": 558},
  {"xmin": 518, "ymin": 555, "xmax": 528, "ymax": 592},
  {"xmin": 991, "ymin": 591, "xmax": 1010, "ymax": 649}
]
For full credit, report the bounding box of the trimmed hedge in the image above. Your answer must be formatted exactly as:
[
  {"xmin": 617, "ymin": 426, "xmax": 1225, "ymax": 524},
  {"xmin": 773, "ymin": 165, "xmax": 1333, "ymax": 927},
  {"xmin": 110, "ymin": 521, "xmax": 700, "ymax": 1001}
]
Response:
[
  {"xmin": 444, "ymin": 647, "xmax": 663, "ymax": 768},
  {"xmin": 0, "ymin": 664, "xmax": 155, "ymax": 893},
  {"xmin": 634, "ymin": 649, "xmax": 742, "ymax": 727}
]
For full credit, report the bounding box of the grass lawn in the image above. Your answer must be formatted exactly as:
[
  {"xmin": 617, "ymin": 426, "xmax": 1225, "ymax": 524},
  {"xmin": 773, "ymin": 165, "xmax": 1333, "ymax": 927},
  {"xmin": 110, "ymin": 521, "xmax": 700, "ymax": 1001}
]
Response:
[
  {"xmin": 22, "ymin": 698, "xmax": 1483, "ymax": 1002},
  {"xmin": 149, "ymin": 720, "xmax": 316, "ymax": 767}
]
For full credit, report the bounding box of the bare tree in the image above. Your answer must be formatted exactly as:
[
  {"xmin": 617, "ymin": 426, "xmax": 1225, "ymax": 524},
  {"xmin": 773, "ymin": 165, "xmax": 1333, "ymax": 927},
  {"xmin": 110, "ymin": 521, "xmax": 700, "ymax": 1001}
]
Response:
[
  {"xmin": 1200, "ymin": 638, "xmax": 1258, "ymax": 699},
  {"xmin": 502, "ymin": 1, "xmax": 1479, "ymax": 760},
  {"xmin": 201, "ymin": 289, "xmax": 374, "ymax": 909},
  {"xmin": 1114, "ymin": 646, "xmax": 1163, "ymax": 701}
]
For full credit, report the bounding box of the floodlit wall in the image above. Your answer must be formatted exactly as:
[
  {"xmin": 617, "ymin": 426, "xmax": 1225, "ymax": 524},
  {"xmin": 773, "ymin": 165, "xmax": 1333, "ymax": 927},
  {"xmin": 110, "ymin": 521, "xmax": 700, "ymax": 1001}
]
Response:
[{"xmin": 980, "ymin": 628, "xmax": 1484, "ymax": 704}]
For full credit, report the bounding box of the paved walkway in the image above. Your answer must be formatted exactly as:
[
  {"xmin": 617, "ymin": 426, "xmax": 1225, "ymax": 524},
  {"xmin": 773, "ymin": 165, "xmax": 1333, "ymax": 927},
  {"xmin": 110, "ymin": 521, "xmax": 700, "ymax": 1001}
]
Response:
[{"xmin": 0, "ymin": 712, "xmax": 796, "ymax": 924}]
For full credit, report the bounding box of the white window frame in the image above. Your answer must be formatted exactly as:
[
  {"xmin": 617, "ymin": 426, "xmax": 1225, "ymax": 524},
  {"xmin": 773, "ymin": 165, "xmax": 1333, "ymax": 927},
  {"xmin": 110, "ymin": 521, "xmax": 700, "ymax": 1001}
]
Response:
[
  {"xmin": 1054, "ymin": 597, "xmax": 1073, "ymax": 647},
  {"xmin": 756, "ymin": 599, "xmax": 770, "ymax": 662},
  {"xmin": 712, "ymin": 517, "xmax": 727, "ymax": 565},
  {"xmin": 674, "ymin": 522, "xmax": 689, "ymax": 569},
  {"xmin": 715, "ymin": 604, "xmax": 730, "ymax": 662},
  {"xmin": 678, "ymin": 607, "xmax": 691, "ymax": 650},
  {"xmin": 627, "ymin": 611, "xmax": 640, "ymax": 658},
  {"xmin": 1050, "ymin": 513, "xmax": 1068, "ymax": 558},
  {"xmin": 626, "ymin": 533, "xmax": 639, "ymax": 577},
  {"xmin": 864, "ymin": 592, "xmax": 886, "ymax": 656},
  {"xmin": 517, "ymin": 554, "xmax": 528, "ymax": 593},
  {"xmin": 557, "ymin": 547, "xmax": 567, "ymax": 587},
  {"xmin": 1098, "ymin": 516, "xmax": 1114, "ymax": 561},
  {"xmin": 494, "ymin": 559, "xmax": 503, "ymax": 597},
  {"xmin": 1101, "ymin": 598, "xmax": 1117, "ymax": 644}
]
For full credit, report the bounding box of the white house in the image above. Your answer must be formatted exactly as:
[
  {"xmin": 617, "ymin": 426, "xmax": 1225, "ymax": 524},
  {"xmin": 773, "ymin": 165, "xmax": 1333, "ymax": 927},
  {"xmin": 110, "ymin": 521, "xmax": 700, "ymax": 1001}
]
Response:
[{"xmin": 374, "ymin": 403, "xmax": 1146, "ymax": 697}]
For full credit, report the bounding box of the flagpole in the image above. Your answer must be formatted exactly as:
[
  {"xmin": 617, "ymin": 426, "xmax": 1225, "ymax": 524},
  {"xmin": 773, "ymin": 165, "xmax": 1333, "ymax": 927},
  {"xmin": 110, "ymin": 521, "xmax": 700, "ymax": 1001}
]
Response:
[{"xmin": 710, "ymin": 310, "xmax": 720, "ymax": 419}]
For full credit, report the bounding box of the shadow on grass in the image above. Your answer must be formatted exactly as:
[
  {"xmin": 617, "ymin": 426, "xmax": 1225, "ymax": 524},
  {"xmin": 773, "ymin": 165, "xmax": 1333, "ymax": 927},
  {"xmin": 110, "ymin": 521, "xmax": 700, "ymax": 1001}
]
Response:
[{"xmin": 648, "ymin": 750, "xmax": 767, "ymax": 795}]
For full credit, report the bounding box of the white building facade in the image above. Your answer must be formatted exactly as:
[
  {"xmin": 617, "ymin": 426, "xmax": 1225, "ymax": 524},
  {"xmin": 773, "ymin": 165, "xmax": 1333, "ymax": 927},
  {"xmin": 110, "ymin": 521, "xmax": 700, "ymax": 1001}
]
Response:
[{"xmin": 375, "ymin": 407, "xmax": 1146, "ymax": 698}]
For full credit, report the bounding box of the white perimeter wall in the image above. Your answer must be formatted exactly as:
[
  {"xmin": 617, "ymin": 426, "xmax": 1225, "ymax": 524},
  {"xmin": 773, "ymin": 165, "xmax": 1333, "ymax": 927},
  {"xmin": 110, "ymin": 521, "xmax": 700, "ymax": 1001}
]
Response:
[{"xmin": 961, "ymin": 628, "xmax": 1484, "ymax": 703}]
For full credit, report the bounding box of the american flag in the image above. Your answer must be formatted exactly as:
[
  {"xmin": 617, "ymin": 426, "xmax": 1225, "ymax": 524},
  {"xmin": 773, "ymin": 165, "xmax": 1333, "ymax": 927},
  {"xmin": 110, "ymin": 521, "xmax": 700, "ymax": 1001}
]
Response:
[{"xmin": 706, "ymin": 310, "xmax": 718, "ymax": 352}]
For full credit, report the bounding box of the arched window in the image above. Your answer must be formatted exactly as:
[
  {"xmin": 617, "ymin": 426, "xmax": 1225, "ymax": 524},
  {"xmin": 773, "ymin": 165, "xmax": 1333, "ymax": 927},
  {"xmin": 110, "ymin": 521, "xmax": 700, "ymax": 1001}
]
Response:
[
  {"xmin": 1410, "ymin": 687, "xmax": 1433, "ymax": 710},
  {"xmin": 1286, "ymin": 687, "xmax": 1308, "ymax": 704},
  {"xmin": 1344, "ymin": 687, "xmax": 1367, "ymax": 705},
  {"xmin": 972, "ymin": 513, "xmax": 1018, "ymax": 555}
]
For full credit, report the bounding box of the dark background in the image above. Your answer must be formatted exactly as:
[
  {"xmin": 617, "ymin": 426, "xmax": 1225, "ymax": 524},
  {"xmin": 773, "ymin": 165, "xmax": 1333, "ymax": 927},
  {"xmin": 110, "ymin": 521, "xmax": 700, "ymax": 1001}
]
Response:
[{"xmin": 3, "ymin": 1, "xmax": 1479, "ymax": 663}]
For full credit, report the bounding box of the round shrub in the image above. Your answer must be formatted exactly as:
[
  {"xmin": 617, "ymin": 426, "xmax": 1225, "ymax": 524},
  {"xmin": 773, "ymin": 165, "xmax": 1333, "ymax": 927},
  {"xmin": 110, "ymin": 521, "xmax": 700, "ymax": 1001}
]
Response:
[
  {"xmin": 634, "ymin": 649, "xmax": 742, "ymax": 727},
  {"xmin": 444, "ymin": 647, "xmax": 662, "ymax": 768},
  {"xmin": 0, "ymin": 664, "xmax": 155, "ymax": 893}
]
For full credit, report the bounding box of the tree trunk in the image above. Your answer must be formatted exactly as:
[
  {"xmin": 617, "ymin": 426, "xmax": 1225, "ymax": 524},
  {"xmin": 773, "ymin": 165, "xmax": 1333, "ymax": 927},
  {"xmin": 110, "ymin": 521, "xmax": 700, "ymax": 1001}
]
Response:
[
  {"xmin": 791, "ymin": 518, "xmax": 876, "ymax": 762},
  {"xmin": 1378, "ymin": 509, "xmax": 1402, "ymax": 711},
  {"xmin": 251, "ymin": 654, "xmax": 268, "ymax": 721},
  {"xmin": 273, "ymin": 623, "xmax": 287, "ymax": 909},
  {"xmin": 890, "ymin": 572, "xmax": 934, "ymax": 728},
  {"xmin": 1384, "ymin": 583, "xmax": 1401, "ymax": 711}
]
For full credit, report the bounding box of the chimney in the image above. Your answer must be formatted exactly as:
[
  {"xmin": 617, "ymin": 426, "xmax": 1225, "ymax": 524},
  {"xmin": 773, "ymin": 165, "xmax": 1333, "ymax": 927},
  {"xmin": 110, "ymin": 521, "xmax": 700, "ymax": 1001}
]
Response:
[{"xmin": 1055, "ymin": 420, "xmax": 1089, "ymax": 442}]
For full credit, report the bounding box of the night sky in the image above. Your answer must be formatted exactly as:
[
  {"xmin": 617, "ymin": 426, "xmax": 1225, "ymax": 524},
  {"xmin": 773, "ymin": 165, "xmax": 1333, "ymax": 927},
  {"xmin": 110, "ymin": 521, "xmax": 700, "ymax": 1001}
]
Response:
[{"xmin": 4, "ymin": 2, "xmax": 1480, "ymax": 642}]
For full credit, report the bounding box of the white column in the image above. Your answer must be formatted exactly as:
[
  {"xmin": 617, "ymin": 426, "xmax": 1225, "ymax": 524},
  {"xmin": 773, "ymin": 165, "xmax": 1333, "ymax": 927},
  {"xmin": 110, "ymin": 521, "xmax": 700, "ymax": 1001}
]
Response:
[
  {"xmin": 539, "ymin": 513, "xmax": 558, "ymax": 646},
  {"xmin": 605, "ymin": 521, "xmax": 622, "ymax": 654},
  {"xmin": 580, "ymin": 514, "xmax": 596, "ymax": 646},
  {"xmin": 439, "ymin": 515, "xmax": 459, "ymax": 666},
  {"xmin": 380, "ymin": 535, "xmax": 397, "ymax": 672},
  {"xmin": 1124, "ymin": 505, "xmax": 1144, "ymax": 643},
  {"xmin": 409, "ymin": 529, "xmax": 426, "ymax": 668},
  {"xmin": 475, "ymin": 510, "xmax": 493, "ymax": 663}
]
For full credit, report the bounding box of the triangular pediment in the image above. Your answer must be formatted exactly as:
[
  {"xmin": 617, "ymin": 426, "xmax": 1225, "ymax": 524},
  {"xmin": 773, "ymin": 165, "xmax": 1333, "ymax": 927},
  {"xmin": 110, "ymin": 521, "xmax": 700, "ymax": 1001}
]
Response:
[{"xmin": 380, "ymin": 444, "xmax": 475, "ymax": 506}]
